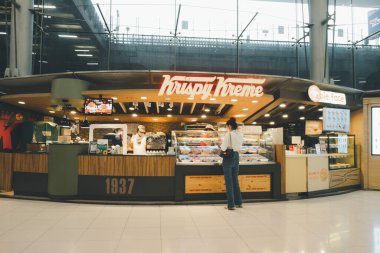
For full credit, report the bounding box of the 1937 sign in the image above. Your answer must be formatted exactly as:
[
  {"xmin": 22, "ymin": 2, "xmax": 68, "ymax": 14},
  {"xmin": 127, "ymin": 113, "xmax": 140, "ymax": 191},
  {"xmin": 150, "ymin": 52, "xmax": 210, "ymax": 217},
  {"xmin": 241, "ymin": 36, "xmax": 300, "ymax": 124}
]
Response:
[{"xmin": 105, "ymin": 177, "xmax": 135, "ymax": 195}]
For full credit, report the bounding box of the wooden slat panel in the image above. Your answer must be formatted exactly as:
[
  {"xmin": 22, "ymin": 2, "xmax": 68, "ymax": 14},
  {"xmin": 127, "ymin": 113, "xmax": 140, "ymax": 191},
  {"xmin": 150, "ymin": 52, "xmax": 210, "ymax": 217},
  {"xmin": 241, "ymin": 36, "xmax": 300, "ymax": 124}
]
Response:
[
  {"xmin": 78, "ymin": 155, "xmax": 176, "ymax": 176},
  {"xmin": 12, "ymin": 153, "xmax": 48, "ymax": 173},
  {"xmin": 275, "ymin": 144, "xmax": 286, "ymax": 195},
  {"xmin": 0, "ymin": 153, "xmax": 13, "ymax": 191}
]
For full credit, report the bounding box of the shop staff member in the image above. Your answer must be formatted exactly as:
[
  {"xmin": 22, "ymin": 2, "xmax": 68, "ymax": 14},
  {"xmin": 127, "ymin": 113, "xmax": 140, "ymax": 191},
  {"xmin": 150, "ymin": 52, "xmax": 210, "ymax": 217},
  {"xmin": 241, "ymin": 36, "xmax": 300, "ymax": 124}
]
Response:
[
  {"xmin": 221, "ymin": 118, "xmax": 243, "ymax": 210},
  {"xmin": 131, "ymin": 125, "xmax": 147, "ymax": 155}
]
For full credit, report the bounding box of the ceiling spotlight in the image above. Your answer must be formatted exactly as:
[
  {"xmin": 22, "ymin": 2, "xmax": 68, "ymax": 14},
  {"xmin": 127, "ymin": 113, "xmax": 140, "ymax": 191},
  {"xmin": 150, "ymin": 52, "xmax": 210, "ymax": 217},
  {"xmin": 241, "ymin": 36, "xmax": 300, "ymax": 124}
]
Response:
[
  {"xmin": 129, "ymin": 107, "xmax": 135, "ymax": 111},
  {"xmin": 191, "ymin": 119, "xmax": 197, "ymax": 122},
  {"xmin": 201, "ymin": 115, "xmax": 207, "ymax": 118},
  {"xmin": 253, "ymin": 122, "xmax": 257, "ymax": 125},
  {"xmin": 282, "ymin": 114, "xmax": 288, "ymax": 118},
  {"xmin": 270, "ymin": 121, "xmax": 275, "ymax": 125},
  {"xmin": 141, "ymin": 96, "xmax": 147, "ymax": 100},
  {"xmin": 318, "ymin": 108, "xmax": 323, "ymax": 111},
  {"xmin": 279, "ymin": 103, "xmax": 286, "ymax": 108},
  {"xmin": 299, "ymin": 105, "xmax": 305, "ymax": 110},
  {"xmin": 18, "ymin": 101, "xmax": 25, "ymax": 105},
  {"xmin": 242, "ymin": 108, "xmax": 248, "ymax": 111},
  {"xmin": 210, "ymin": 98, "xmax": 216, "ymax": 101},
  {"xmin": 70, "ymin": 110, "xmax": 76, "ymax": 114},
  {"xmin": 112, "ymin": 97, "xmax": 117, "ymax": 100},
  {"xmin": 231, "ymin": 99, "xmax": 238, "ymax": 102},
  {"xmin": 300, "ymin": 117, "xmax": 305, "ymax": 120},
  {"xmin": 49, "ymin": 110, "xmax": 55, "ymax": 114},
  {"xmin": 167, "ymin": 114, "xmax": 172, "ymax": 118},
  {"xmin": 167, "ymin": 108, "xmax": 173, "ymax": 111},
  {"xmin": 114, "ymin": 118, "xmax": 119, "ymax": 121},
  {"xmin": 132, "ymin": 113, "xmax": 138, "ymax": 117},
  {"xmin": 153, "ymin": 118, "xmax": 158, "ymax": 121},
  {"xmin": 319, "ymin": 117, "xmax": 323, "ymax": 120},
  {"xmin": 204, "ymin": 108, "xmax": 210, "ymax": 112},
  {"xmin": 165, "ymin": 97, "xmax": 171, "ymax": 101},
  {"xmin": 264, "ymin": 113, "xmax": 270, "ymax": 117},
  {"xmin": 188, "ymin": 97, "xmax": 194, "ymax": 100},
  {"xmin": 252, "ymin": 100, "xmax": 259, "ymax": 103}
]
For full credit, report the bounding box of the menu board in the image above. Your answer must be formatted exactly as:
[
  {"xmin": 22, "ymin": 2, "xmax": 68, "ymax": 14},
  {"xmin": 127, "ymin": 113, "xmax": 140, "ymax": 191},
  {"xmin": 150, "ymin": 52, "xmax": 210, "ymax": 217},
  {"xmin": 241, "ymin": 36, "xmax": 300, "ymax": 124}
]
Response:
[
  {"xmin": 305, "ymin": 120, "xmax": 323, "ymax": 135},
  {"xmin": 338, "ymin": 134, "xmax": 348, "ymax": 154},
  {"xmin": 372, "ymin": 107, "xmax": 380, "ymax": 155},
  {"xmin": 323, "ymin": 108, "xmax": 350, "ymax": 132},
  {"xmin": 84, "ymin": 98, "xmax": 113, "ymax": 115}
]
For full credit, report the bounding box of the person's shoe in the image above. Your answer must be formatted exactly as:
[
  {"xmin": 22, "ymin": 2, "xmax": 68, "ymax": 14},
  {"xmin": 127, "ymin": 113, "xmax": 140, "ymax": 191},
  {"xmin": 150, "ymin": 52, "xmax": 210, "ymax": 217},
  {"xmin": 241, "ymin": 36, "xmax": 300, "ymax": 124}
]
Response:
[
  {"xmin": 225, "ymin": 206, "xmax": 236, "ymax": 210},
  {"xmin": 236, "ymin": 204, "xmax": 243, "ymax": 208}
]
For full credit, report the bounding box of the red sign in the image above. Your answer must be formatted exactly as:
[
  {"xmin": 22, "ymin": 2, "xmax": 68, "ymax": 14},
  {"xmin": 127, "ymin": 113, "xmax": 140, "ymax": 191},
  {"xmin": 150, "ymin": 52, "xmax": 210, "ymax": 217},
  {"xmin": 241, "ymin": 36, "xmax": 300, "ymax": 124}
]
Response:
[{"xmin": 158, "ymin": 75, "xmax": 266, "ymax": 100}]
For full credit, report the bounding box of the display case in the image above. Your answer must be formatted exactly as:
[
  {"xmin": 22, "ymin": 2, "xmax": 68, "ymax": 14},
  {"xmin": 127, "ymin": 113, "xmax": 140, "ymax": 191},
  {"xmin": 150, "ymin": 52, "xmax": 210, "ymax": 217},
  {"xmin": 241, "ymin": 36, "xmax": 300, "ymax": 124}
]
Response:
[
  {"xmin": 319, "ymin": 134, "xmax": 355, "ymax": 170},
  {"xmin": 172, "ymin": 130, "xmax": 275, "ymax": 165}
]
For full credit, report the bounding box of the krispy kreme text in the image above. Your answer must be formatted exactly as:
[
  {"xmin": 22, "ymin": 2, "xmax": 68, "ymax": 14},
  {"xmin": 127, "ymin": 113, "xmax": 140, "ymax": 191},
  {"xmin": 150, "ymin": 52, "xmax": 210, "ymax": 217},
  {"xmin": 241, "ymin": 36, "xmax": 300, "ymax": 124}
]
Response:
[{"xmin": 158, "ymin": 75, "xmax": 266, "ymax": 100}]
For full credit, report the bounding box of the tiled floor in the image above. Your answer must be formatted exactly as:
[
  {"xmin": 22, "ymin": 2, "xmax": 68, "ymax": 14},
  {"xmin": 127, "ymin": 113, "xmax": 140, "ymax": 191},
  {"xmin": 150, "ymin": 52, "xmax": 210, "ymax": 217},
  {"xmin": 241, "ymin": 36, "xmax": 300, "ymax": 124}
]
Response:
[{"xmin": 1, "ymin": 190, "xmax": 380, "ymax": 252}]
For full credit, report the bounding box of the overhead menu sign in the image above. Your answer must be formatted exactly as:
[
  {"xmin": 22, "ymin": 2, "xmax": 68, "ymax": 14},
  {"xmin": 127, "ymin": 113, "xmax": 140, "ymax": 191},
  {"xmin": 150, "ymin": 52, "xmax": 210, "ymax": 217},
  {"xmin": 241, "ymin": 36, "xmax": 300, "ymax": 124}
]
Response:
[
  {"xmin": 368, "ymin": 9, "xmax": 380, "ymax": 37},
  {"xmin": 308, "ymin": 85, "xmax": 346, "ymax": 105},
  {"xmin": 323, "ymin": 108, "xmax": 350, "ymax": 133},
  {"xmin": 372, "ymin": 107, "xmax": 380, "ymax": 155},
  {"xmin": 158, "ymin": 75, "xmax": 266, "ymax": 100}
]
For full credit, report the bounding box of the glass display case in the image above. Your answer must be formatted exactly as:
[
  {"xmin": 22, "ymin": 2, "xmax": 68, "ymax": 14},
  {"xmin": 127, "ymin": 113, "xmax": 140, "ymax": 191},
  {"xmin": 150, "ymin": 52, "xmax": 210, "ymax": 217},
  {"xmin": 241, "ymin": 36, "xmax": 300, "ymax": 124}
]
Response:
[
  {"xmin": 319, "ymin": 134, "xmax": 355, "ymax": 170},
  {"xmin": 172, "ymin": 130, "xmax": 275, "ymax": 165}
]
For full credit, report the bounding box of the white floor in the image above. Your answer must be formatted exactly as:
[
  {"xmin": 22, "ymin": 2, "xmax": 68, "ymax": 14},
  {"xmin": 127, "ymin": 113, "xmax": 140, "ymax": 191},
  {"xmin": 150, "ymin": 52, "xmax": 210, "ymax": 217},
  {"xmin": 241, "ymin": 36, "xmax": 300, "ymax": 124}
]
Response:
[{"xmin": 1, "ymin": 191, "xmax": 380, "ymax": 253}]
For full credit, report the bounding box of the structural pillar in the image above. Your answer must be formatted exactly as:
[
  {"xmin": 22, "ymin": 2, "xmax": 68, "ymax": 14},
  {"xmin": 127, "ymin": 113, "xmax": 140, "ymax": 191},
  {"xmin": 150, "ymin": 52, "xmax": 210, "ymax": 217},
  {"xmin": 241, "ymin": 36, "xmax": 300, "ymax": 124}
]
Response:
[
  {"xmin": 309, "ymin": 0, "xmax": 329, "ymax": 83},
  {"xmin": 8, "ymin": 0, "xmax": 33, "ymax": 77}
]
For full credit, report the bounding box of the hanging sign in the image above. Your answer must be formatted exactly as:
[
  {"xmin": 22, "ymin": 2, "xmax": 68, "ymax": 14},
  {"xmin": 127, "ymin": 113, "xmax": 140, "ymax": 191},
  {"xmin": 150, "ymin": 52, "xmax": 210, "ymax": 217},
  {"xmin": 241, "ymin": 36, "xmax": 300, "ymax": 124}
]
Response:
[
  {"xmin": 308, "ymin": 85, "xmax": 346, "ymax": 105},
  {"xmin": 158, "ymin": 75, "xmax": 266, "ymax": 100}
]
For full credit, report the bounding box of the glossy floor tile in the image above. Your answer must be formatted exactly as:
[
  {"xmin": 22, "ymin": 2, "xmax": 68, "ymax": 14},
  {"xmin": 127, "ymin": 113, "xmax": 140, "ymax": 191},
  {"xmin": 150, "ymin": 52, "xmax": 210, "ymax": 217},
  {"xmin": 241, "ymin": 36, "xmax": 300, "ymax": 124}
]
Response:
[{"xmin": 2, "ymin": 191, "xmax": 380, "ymax": 252}]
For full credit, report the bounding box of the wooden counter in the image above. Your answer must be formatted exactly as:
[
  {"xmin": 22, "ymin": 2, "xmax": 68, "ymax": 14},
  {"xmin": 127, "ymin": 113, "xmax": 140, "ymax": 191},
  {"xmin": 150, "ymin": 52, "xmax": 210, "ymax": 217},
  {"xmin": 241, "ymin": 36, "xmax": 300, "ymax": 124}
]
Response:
[
  {"xmin": 13, "ymin": 153, "xmax": 48, "ymax": 173},
  {"xmin": 78, "ymin": 155, "xmax": 176, "ymax": 177},
  {"xmin": 0, "ymin": 153, "xmax": 13, "ymax": 192}
]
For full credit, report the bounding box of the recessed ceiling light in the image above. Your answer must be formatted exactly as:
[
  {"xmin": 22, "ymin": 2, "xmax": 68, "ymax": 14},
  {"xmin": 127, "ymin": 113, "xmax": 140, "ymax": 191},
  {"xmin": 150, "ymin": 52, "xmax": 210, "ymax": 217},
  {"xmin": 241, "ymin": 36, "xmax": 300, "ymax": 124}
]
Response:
[
  {"xmin": 318, "ymin": 108, "xmax": 323, "ymax": 111},
  {"xmin": 300, "ymin": 117, "xmax": 305, "ymax": 120},
  {"xmin": 252, "ymin": 100, "xmax": 259, "ymax": 103},
  {"xmin": 210, "ymin": 98, "xmax": 216, "ymax": 101},
  {"xmin": 141, "ymin": 96, "xmax": 147, "ymax": 100},
  {"xmin": 34, "ymin": 4, "xmax": 56, "ymax": 9},
  {"xmin": 201, "ymin": 115, "xmax": 207, "ymax": 118},
  {"xmin": 49, "ymin": 110, "xmax": 55, "ymax": 114},
  {"xmin": 129, "ymin": 107, "xmax": 135, "ymax": 111},
  {"xmin": 58, "ymin": 34, "xmax": 78, "ymax": 39},
  {"xmin": 279, "ymin": 103, "xmax": 286, "ymax": 108},
  {"xmin": 18, "ymin": 101, "xmax": 25, "ymax": 104},
  {"xmin": 75, "ymin": 49, "xmax": 90, "ymax": 52},
  {"xmin": 188, "ymin": 97, "xmax": 194, "ymax": 100},
  {"xmin": 167, "ymin": 114, "xmax": 172, "ymax": 118},
  {"xmin": 0, "ymin": 32, "xmax": 7, "ymax": 35},
  {"xmin": 165, "ymin": 97, "xmax": 171, "ymax": 101},
  {"xmin": 167, "ymin": 108, "xmax": 173, "ymax": 111},
  {"xmin": 204, "ymin": 108, "xmax": 210, "ymax": 112},
  {"xmin": 153, "ymin": 118, "xmax": 158, "ymax": 121},
  {"xmin": 77, "ymin": 54, "xmax": 93, "ymax": 57},
  {"xmin": 191, "ymin": 119, "xmax": 197, "ymax": 122},
  {"xmin": 253, "ymin": 122, "xmax": 257, "ymax": 125},
  {"xmin": 242, "ymin": 108, "xmax": 248, "ymax": 111},
  {"xmin": 282, "ymin": 114, "xmax": 288, "ymax": 118},
  {"xmin": 319, "ymin": 117, "xmax": 323, "ymax": 120},
  {"xmin": 70, "ymin": 110, "xmax": 77, "ymax": 114},
  {"xmin": 112, "ymin": 97, "xmax": 117, "ymax": 100},
  {"xmin": 114, "ymin": 118, "xmax": 119, "ymax": 121},
  {"xmin": 235, "ymin": 114, "xmax": 246, "ymax": 118},
  {"xmin": 264, "ymin": 113, "xmax": 270, "ymax": 117},
  {"xmin": 231, "ymin": 99, "xmax": 238, "ymax": 102},
  {"xmin": 86, "ymin": 62, "xmax": 99, "ymax": 66},
  {"xmin": 132, "ymin": 113, "xmax": 138, "ymax": 117},
  {"xmin": 299, "ymin": 105, "xmax": 305, "ymax": 110},
  {"xmin": 270, "ymin": 121, "xmax": 275, "ymax": 125},
  {"xmin": 74, "ymin": 117, "xmax": 79, "ymax": 120}
]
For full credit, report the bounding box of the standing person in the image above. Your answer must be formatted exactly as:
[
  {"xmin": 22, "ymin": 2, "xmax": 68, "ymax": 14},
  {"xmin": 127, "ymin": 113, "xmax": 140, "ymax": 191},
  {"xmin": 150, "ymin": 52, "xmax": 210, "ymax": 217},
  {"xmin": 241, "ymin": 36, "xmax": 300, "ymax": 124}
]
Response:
[
  {"xmin": 131, "ymin": 125, "xmax": 147, "ymax": 155},
  {"xmin": 221, "ymin": 118, "xmax": 244, "ymax": 210}
]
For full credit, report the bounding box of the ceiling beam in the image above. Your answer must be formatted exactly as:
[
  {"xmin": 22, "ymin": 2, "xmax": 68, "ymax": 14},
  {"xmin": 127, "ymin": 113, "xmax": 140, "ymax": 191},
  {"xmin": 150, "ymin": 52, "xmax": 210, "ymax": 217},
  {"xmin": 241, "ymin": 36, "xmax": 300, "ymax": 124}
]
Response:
[
  {"xmin": 180, "ymin": 103, "xmax": 184, "ymax": 114},
  {"xmin": 119, "ymin": 102, "xmax": 127, "ymax": 113},
  {"xmin": 156, "ymin": 101, "xmax": 160, "ymax": 114},
  {"xmin": 143, "ymin": 102, "xmax": 149, "ymax": 114}
]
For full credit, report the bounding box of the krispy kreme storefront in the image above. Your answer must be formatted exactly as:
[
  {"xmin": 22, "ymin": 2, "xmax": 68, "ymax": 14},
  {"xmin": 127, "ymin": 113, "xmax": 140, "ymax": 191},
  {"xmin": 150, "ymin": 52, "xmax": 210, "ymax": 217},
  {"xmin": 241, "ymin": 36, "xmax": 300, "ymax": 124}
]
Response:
[{"xmin": 0, "ymin": 71, "xmax": 363, "ymax": 202}]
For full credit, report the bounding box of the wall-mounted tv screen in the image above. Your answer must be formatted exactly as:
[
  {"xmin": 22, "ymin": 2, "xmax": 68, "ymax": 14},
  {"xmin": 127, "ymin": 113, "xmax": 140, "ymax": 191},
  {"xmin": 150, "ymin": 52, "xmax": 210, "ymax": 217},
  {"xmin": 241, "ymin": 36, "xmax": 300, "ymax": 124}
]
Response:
[{"xmin": 84, "ymin": 98, "xmax": 113, "ymax": 115}]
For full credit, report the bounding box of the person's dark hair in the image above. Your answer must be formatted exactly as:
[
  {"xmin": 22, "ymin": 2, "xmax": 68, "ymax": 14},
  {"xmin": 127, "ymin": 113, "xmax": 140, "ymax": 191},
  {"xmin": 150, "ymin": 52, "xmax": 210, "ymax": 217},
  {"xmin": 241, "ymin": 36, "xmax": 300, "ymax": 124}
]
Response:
[{"xmin": 226, "ymin": 117, "xmax": 238, "ymax": 130}]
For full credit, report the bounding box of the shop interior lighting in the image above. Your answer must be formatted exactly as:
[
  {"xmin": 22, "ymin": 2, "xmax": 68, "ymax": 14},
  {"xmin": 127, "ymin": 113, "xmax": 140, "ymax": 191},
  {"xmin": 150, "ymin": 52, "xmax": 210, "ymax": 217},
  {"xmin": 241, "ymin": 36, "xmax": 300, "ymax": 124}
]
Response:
[
  {"xmin": 242, "ymin": 108, "xmax": 248, "ymax": 111},
  {"xmin": 34, "ymin": 4, "xmax": 56, "ymax": 9},
  {"xmin": 318, "ymin": 108, "xmax": 323, "ymax": 111},
  {"xmin": 111, "ymin": 97, "xmax": 117, "ymax": 100},
  {"xmin": 204, "ymin": 108, "xmax": 210, "ymax": 112},
  {"xmin": 165, "ymin": 97, "xmax": 171, "ymax": 101},
  {"xmin": 86, "ymin": 62, "xmax": 99, "ymax": 66},
  {"xmin": 49, "ymin": 110, "xmax": 55, "ymax": 114},
  {"xmin": 231, "ymin": 99, "xmax": 238, "ymax": 102},
  {"xmin": 18, "ymin": 101, "xmax": 25, "ymax": 104},
  {"xmin": 167, "ymin": 114, "xmax": 172, "ymax": 118},
  {"xmin": 75, "ymin": 49, "xmax": 90, "ymax": 52},
  {"xmin": 300, "ymin": 117, "xmax": 305, "ymax": 120},
  {"xmin": 55, "ymin": 105, "xmax": 63, "ymax": 111},
  {"xmin": 70, "ymin": 111, "xmax": 77, "ymax": 114},
  {"xmin": 77, "ymin": 54, "xmax": 93, "ymax": 57},
  {"xmin": 201, "ymin": 115, "xmax": 207, "ymax": 118},
  {"xmin": 299, "ymin": 105, "xmax": 305, "ymax": 110},
  {"xmin": 264, "ymin": 113, "xmax": 270, "ymax": 117},
  {"xmin": 167, "ymin": 108, "xmax": 173, "ymax": 111},
  {"xmin": 282, "ymin": 114, "xmax": 288, "ymax": 118},
  {"xmin": 141, "ymin": 96, "xmax": 147, "ymax": 100},
  {"xmin": 153, "ymin": 118, "xmax": 158, "ymax": 121},
  {"xmin": 191, "ymin": 119, "xmax": 197, "ymax": 122},
  {"xmin": 253, "ymin": 122, "xmax": 257, "ymax": 124},
  {"xmin": 270, "ymin": 121, "xmax": 275, "ymax": 125},
  {"xmin": 252, "ymin": 100, "xmax": 258, "ymax": 103},
  {"xmin": 319, "ymin": 117, "xmax": 323, "ymax": 120},
  {"xmin": 129, "ymin": 107, "xmax": 135, "ymax": 111},
  {"xmin": 132, "ymin": 113, "xmax": 138, "ymax": 117},
  {"xmin": 59, "ymin": 34, "xmax": 78, "ymax": 39},
  {"xmin": 210, "ymin": 98, "xmax": 216, "ymax": 101},
  {"xmin": 0, "ymin": 32, "xmax": 7, "ymax": 35},
  {"xmin": 114, "ymin": 118, "xmax": 119, "ymax": 121},
  {"xmin": 279, "ymin": 103, "xmax": 286, "ymax": 108},
  {"xmin": 188, "ymin": 97, "xmax": 194, "ymax": 100}
]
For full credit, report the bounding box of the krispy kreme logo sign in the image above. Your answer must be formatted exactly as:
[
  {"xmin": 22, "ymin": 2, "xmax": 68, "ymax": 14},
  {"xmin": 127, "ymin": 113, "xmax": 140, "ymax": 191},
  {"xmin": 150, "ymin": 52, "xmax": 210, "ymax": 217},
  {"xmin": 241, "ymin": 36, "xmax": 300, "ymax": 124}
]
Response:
[{"xmin": 158, "ymin": 75, "xmax": 266, "ymax": 100}]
